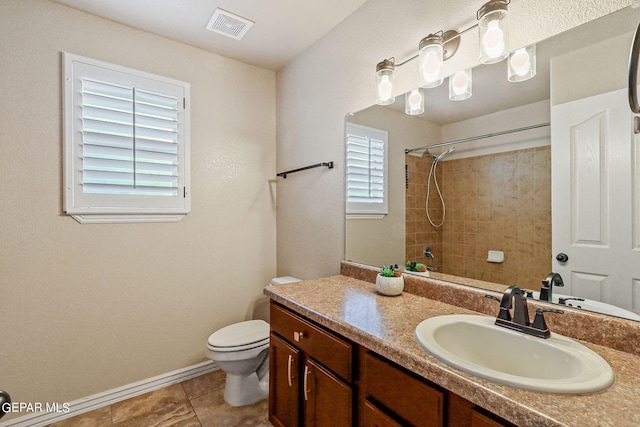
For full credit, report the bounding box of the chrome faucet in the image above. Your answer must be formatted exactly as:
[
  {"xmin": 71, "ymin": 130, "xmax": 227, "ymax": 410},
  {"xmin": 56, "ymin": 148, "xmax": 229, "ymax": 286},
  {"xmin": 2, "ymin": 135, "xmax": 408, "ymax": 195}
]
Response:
[
  {"xmin": 424, "ymin": 248, "xmax": 435, "ymax": 259},
  {"xmin": 487, "ymin": 286, "xmax": 564, "ymax": 339},
  {"xmin": 540, "ymin": 272, "xmax": 564, "ymax": 302}
]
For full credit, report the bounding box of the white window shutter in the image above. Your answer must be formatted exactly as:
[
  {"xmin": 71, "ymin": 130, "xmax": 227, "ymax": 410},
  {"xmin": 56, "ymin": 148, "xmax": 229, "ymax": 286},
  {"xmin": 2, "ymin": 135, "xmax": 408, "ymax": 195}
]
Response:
[
  {"xmin": 64, "ymin": 53, "xmax": 191, "ymax": 222},
  {"xmin": 346, "ymin": 123, "xmax": 388, "ymax": 215}
]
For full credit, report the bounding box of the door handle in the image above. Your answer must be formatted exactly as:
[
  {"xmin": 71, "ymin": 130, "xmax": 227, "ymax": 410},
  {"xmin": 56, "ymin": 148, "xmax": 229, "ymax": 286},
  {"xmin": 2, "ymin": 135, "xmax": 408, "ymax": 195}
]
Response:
[
  {"xmin": 287, "ymin": 354, "xmax": 294, "ymax": 387},
  {"xmin": 556, "ymin": 253, "xmax": 569, "ymax": 263},
  {"xmin": 629, "ymin": 21, "xmax": 640, "ymax": 115},
  {"xmin": 303, "ymin": 364, "xmax": 311, "ymax": 401}
]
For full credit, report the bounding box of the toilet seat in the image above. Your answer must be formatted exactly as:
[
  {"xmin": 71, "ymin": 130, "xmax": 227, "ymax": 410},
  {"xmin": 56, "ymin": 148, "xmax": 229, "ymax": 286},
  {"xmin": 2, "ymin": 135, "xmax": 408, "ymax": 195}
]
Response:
[{"xmin": 207, "ymin": 319, "xmax": 269, "ymax": 352}]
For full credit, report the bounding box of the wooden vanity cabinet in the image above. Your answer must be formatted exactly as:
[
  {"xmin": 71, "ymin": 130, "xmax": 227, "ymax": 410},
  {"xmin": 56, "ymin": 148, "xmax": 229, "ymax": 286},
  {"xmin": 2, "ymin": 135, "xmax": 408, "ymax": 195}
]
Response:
[
  {"xmin": 359, "ymin": 349, "xmax": 516, "ymax": 427},
  {"xmin": 269, "ymin": 301, "xmax": 515, "ymax": 427},
  {"xmin": 269, "ymin": 302, "xmax": 354, "ymax": 427}
]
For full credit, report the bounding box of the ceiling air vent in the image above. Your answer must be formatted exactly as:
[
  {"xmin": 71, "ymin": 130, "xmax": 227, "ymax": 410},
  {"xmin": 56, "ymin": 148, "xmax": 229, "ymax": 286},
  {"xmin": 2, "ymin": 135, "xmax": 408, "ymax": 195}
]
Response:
[{"xmin": 205, "ymin": 8, "xmax": 254, "ymax": 41}]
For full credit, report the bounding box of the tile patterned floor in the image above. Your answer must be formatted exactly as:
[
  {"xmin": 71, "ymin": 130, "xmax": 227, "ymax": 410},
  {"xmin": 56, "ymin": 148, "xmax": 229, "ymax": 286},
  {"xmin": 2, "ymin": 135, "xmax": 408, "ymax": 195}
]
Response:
[{"xmin": 46, "ymin": 370, "xmax": 271, "ymax": 427}]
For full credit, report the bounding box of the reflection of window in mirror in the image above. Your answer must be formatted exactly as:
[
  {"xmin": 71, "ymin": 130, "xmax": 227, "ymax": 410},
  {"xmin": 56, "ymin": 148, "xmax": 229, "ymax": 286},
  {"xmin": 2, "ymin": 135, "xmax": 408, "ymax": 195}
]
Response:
[{"xmin": 345, "ymin": 123, "xmax": 388, "ymax": 218}]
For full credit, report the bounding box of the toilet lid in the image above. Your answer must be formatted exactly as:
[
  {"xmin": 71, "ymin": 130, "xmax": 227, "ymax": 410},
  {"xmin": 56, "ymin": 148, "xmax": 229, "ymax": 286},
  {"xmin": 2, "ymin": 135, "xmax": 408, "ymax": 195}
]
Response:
[{"xmin": 207, "ymin": 320, "xmax": 269, "ymax": 350}]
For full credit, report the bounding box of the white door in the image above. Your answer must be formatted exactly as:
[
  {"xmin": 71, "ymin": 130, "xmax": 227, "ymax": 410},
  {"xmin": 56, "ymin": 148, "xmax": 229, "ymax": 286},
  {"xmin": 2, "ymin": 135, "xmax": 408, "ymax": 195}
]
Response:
[{"xmin": 551, "ymin": 88, "xmax": 640, "ymax": 312}]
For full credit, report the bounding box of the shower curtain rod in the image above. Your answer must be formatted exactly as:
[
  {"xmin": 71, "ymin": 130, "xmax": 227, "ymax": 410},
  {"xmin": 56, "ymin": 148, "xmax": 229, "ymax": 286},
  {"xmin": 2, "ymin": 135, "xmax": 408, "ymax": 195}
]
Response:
[{"xmin": 404, "ymin": 122, "xmax": 551, "ymax": 154}]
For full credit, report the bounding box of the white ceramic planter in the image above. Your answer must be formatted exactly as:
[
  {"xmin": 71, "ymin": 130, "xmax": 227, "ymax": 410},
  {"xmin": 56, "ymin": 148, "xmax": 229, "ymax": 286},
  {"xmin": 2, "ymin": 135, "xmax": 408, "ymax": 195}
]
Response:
[{"xmin": 375, "ymin": 274, "xmax": 404, "ymax": 296}]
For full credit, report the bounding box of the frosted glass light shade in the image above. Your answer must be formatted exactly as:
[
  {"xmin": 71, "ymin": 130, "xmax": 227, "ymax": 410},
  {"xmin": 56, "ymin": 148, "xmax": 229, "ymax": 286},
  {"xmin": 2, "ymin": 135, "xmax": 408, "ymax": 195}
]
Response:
[
  {"xmin": 405, "ymin": 89, "xmax": 425, "ymax": 115},
  {"xmin": 508, "ymin": 45, "xmax": 536, "ymax": 82},
  {"xmin": 449, "ymin": 69, "xmax": 472, "ymax": 101},
  {"xmin": 375, "ymin": 60, "xmax": 395, "ymax": 105},
  {"xmin": 419, "ymin": 36, "xmax": 444, "ymax": 88},
  {"xmin": 478, "ymin": 1, "xmax": 509, "ymax": 64}
]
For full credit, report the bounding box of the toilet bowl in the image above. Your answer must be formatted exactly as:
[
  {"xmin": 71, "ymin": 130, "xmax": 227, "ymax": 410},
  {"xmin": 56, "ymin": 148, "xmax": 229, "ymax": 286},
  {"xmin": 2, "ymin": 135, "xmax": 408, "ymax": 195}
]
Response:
[{"xmin": 205, "ymin": 276, "xmax": 301, "ymax": 407}]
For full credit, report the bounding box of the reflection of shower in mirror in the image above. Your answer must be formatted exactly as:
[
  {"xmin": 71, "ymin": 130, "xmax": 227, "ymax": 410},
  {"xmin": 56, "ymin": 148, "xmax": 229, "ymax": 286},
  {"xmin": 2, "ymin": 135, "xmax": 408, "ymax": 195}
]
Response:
[{"xmin": 426, "ymin": 147, "xmax": 455, "ymax": 227}]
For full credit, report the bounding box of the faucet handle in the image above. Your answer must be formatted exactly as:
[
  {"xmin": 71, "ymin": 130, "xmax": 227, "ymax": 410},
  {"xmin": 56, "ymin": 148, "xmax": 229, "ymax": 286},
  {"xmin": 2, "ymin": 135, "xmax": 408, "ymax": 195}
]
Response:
[
  {"xmin": 558, "ymin": 297, "xmax": 585, "ymax": 305},
  {"xmin": 484, "ymin": 294, "xmax": 501, "ymax": 303},
  {"xmin": 532, "ymin": 308, "xmax": 564, "ymax": 336},
  {"xmin": 485, "ymin": 294, "xmax": 511, "ymax": 321}
]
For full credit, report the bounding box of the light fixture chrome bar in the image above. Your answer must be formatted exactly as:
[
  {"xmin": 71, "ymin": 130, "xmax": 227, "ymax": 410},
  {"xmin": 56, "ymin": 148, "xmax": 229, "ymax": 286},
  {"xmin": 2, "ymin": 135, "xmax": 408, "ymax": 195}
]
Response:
[
  {"xmin": 394, "ymin": 24, "xmax": 479, "ymax": 68},
  {"xmin": 404, "ymin": 122, "xmax": 550, "ymax": 154}
]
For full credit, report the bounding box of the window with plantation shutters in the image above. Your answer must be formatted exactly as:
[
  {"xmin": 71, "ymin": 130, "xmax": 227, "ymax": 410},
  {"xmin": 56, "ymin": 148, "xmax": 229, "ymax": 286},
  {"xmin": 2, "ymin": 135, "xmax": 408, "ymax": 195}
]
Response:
[
  {"xmin": 346, "ymin": 123, "xmax": 388, "ymax": 215},
  {"xmin": 63, "ymin": 53, "xmax": 191, "ymax": 223}
]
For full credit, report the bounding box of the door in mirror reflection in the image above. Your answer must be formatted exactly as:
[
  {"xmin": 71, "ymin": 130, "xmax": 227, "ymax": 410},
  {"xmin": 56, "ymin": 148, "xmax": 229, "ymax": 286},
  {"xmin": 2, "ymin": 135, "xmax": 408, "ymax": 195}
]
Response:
[{"xmin": 552, "ymin": 88, "xmax": 640, "ymax": 313}]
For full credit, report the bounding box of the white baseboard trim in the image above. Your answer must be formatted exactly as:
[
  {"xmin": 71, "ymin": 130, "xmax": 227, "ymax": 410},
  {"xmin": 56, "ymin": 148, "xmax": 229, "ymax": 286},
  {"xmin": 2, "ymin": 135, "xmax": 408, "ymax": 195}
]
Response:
[{"xmin": 2, "ymin": 361, "xmax": 219, "ymax": 427}]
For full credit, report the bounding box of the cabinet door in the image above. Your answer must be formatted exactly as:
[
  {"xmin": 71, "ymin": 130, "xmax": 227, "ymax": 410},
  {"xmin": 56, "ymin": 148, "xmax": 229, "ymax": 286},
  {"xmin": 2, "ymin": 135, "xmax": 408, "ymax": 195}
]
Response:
[
  {"xmin": 269, "ymin": 334, "xmax": 300, "ymax": 427},
  {"xmin": 303, "ymin": 358, "xmax": 352, "ymax": 427}
]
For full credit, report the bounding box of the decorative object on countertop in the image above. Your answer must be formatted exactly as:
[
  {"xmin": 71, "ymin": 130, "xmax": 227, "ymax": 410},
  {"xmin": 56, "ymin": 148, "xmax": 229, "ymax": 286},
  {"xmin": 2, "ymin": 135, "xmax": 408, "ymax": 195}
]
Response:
[
  {"xmin": 406, "ymin": 261, "xmax": 428, "ymax": 272},
  {"xmin": 376, "ymin": 265, "xmax": 404, "ymax": 296}
]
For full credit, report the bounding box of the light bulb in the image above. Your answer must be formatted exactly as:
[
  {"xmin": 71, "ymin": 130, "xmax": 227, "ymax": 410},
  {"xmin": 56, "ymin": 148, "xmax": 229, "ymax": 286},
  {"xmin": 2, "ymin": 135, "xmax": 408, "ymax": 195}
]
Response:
[
  {"xmin": 482, "ymin": 20, "xmax": 505, "ymax": 59},
  {"xmin": 509, "ymin": 48, "xmax": 530, "ymax": 76},
  {"xmin": 405, "ymin": 89, "xmax": 424, "ymax": 115},
  {"xmin": 408, "ymin": 90, "xmax": 422, "ymax": 108},
  {"xmin": 449, "ymin": 69, "xmax": 472, "ymax": 101},
  {"xmin": 421, "ymin": 50, "xmax": 442, "ymax": 84},
  {"xmin": 452, "ymin": 72, "xmax": 469, "ymax": 95},
  {"xmin": 508, "ymin": 45, "xmax": 536, "ymax": 82},
  {"xmin": 375, "ymin": 59, "xmax": 395, "ymax": 105},
  {"xmin": 419, "ymin": 35, "xmax": 444, "ymax": 88},
  {"xmin": 378, "ymin": 75, "xmax": 393, "ymax": 102}
]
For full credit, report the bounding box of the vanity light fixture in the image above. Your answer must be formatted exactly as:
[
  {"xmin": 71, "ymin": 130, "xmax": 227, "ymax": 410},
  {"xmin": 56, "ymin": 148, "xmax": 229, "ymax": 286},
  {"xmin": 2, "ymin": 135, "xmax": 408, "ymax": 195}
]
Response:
[
  {"xmin": 508, "ymin": 44, "xmax": 536, "ymax": 82},
  {"xmin": 373, "ymin": 0, "xmax": 517, "ymax": 112},
  {"xmin": 405, "ymin": 88, "xmax": 425, "ymax": 115},
  {"xmin": 375, "ymin": 58, "xmax": 396, "ymax": 105},
  {"xmin": 477, "ymin": 0, "xmax": 510, "ymax": 64},
  {"xmin": 449, "ymin": 68, "xmax": 472, "ymax": 101}
]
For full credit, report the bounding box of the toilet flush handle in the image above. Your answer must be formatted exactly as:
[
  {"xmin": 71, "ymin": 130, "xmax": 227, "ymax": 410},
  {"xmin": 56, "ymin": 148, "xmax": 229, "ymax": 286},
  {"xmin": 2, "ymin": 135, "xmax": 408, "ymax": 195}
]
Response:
[{"xmin": 294, "ymin": 331, "xmax": 305, "ymax": 342}]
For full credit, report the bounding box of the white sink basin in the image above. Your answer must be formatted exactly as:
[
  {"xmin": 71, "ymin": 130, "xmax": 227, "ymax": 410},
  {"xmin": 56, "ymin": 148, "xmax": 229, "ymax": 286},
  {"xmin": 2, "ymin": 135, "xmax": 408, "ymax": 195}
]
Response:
[{"xmin": 415, "ymin": 314, "xmax": 615, "ymax": 394}]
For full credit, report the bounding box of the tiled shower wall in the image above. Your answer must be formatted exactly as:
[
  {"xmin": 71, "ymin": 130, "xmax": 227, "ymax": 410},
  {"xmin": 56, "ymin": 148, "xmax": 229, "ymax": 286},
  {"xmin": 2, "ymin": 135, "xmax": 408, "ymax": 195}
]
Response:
[
  {"xmin": 406, "ymin": 153, "xmax": 443, "ymax": 272},
  {"xmin": 406, "ymin": 146, "xmax": 552, "ymax": 289}
]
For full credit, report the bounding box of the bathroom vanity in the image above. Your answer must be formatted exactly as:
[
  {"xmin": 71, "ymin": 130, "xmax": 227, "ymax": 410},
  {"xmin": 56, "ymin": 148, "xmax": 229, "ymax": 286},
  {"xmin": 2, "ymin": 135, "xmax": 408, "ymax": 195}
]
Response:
[
  {"xmin": 269, "ymin": 300, "xmax": 514, "ymax": 427},
  {"xmin": 264, "ymin": 262, "xmax": 640, "ymax": 427}
]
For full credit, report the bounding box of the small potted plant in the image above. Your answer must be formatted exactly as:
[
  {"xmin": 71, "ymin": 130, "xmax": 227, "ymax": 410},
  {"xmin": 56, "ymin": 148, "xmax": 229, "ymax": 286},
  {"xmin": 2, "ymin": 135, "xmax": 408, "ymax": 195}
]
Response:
[
  {"xmin": 376, "ymin": 264, "xmax": 404, "ymax": 296},
  {"xmin": 406, "ymin": 261, "xmax": 428, "ymax": 273}
]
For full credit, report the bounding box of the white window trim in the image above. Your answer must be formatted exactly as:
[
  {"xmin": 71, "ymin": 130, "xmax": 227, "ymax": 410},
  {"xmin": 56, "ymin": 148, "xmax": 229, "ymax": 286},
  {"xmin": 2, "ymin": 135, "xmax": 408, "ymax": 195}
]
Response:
[
  {"xmin": 345, "ymin": 122, "xmax": 388, "ymax": 216},
  {"xmin": 63, "ymin": 52, "xmax": 191, "ymax": 224}
]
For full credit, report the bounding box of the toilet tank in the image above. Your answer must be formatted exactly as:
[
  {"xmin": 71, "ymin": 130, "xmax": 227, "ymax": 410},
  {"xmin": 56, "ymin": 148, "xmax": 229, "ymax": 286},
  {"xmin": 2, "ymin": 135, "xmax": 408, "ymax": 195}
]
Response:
[
  {"xmin": 270, "ymin": 276, "xmax": 302, "ymax": 286},
  {"xmin": 250, "ymin": 276, "xmax": 303, "ymax": 323}
]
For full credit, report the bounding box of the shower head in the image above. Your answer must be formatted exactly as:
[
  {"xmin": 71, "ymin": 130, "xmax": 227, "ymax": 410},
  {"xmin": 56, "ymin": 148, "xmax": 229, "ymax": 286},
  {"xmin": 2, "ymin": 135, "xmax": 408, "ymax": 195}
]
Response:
[{"xmin": 435, "ymin": 147, "xmax": 455, "ymax": 162}]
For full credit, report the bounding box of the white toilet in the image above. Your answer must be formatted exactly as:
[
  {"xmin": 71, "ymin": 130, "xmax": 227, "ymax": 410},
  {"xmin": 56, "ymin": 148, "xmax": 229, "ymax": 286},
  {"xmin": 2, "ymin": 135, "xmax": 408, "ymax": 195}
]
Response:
[{"xmin": 205, "ymin": 276, "xmax": 301, "ymax": 407}]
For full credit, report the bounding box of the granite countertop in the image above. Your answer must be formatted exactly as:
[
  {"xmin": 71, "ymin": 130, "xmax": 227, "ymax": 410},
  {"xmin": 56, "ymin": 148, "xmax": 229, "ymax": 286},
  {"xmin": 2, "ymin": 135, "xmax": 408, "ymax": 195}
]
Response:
[{"xmin": 264, "ymin": 275, "xmax": 640, "ymax": 427}]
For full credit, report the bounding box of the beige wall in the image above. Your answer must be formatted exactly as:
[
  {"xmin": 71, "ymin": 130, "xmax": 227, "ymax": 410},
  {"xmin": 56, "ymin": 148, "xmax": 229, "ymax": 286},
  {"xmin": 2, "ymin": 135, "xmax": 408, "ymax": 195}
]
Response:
[
  {"xmin": 0, "ymin": 0, "xmax": 276, "ymax": 416},
  {"xmin": 346, "ymin": 106, "xmax": 441, "ymax": 267},
  {"xmin": 276, "ymin": 0, "xmax": 630, "ymax": 280},
  {"xmin": 551, "ymin": 31, "xmax": 633, "ymax": 106}
]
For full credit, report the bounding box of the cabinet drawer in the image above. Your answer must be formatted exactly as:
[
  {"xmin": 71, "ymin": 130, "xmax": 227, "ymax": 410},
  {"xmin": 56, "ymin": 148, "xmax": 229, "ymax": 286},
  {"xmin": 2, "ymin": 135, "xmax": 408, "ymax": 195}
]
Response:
[
  {"xmin": 471, "ymin": 409, "xmax": 513, "ymax": 427},
  {"xmin": 270, "ymin": 302, "xmax": 353, "ymax": 381},
  {"xmin": 361, "ymin": 399, "xmax": 403, "ymax": 427},
  {"xmin": 361, "ymin": 351, "xmax": 443, "ymax": 427}
]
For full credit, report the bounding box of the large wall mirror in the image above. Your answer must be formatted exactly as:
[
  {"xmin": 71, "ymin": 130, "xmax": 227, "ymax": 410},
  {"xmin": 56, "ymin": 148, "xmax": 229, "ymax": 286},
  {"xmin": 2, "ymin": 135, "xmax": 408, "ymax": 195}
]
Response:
[{"xmin": 346, "ymin": 5, "xmax": 640, "ymax": 321}]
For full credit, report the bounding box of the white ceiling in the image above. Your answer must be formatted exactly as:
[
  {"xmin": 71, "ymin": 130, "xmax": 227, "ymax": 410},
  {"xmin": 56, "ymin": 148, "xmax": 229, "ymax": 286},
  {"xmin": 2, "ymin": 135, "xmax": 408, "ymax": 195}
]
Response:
[{"xmin": 51, "ymin": 0, "xmax": 370, "ymax": 71}]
